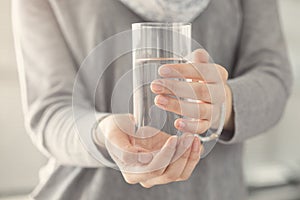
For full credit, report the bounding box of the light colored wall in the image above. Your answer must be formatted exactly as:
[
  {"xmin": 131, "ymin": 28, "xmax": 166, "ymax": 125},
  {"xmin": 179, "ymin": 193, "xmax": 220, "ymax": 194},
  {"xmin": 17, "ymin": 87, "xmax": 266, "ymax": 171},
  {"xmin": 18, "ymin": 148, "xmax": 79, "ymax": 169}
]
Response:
[
  {"xmin": 244, "ymin": 0, "xmax": 300, "ymax": 175},
  {"xmin": 0, "ymin": 0, "xmax": 46, "ymax": 196},
  {"xmin": 0, "ymin": 0, "xmax": 299, "ymax": 196}
]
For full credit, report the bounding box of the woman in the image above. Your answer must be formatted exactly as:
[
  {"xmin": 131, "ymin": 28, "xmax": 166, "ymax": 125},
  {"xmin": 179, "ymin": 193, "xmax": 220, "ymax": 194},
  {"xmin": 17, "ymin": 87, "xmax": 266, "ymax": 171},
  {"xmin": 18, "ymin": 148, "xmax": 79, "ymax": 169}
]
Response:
[{"xmin": 13, "ymin": 0, "xmax": 292, "ymax": 199}]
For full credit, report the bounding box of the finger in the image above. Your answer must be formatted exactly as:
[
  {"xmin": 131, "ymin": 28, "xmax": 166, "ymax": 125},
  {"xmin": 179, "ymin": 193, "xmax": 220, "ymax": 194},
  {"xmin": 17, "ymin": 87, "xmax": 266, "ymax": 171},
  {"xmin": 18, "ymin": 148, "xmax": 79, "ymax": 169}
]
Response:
[
  {"xmin": 105, "ymin": 116, "xmax": 153, "ymax": 166},
  {"xmin": 174, "ymin": 118, "xmax": 210, "ymax": 134},
  {"xmin": 121, "ymin": 136, "xmax": 178, "ymax": 184},
  {"xmin": 140, "ymin": 134, "xmax": 194, "ymax": 188},
  {"xmin": 144, "ymin": 135, "xmax": 178, "ymax": 172},
  {"xmin": 158, "ymin": 63, "xmax": 228, "ymax": 82},
  {"xmin": 106, "ymin": 137, "xmax": 153, "ymax": 166},
  {"xmin": 151, "ymin": 79, "xmax": 212, "ymax": 102},
  {"xmin": 105, "ymin": 130, "xmax": 137, "ymax": 164},
  {"xmin": 140, "ymin": 137, "xmax": 202, "ymax": 188},
  {"xmin": 178, "ymin": 136, "xmax": 202, "ymax": 181},
  {"xmin": 154, "ymin": 95, "xmax": 212, "ymax": 120},
  {"xmin": 192, "ymin": 49, "xmax": 210, "ymax": 63},
  {"xmin": 105, "ymin": 115, "xmax": 163, "ymax": 166}
]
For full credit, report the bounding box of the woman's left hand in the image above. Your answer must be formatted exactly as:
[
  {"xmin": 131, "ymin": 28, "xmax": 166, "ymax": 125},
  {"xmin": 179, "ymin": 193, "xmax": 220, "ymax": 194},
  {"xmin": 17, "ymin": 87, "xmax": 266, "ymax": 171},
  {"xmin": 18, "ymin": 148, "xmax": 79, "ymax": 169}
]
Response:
[{"xmin": 150, "ymin": 49, "xmax": 234, "ymax": 134}]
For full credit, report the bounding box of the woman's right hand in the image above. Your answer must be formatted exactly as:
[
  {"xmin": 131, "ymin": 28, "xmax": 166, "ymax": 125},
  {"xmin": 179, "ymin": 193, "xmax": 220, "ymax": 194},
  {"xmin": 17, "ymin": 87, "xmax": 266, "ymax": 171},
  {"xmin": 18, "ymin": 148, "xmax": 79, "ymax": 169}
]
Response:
[{"xmin": 95, "ymin": 114, "xmax": 202, "ymax": 188}]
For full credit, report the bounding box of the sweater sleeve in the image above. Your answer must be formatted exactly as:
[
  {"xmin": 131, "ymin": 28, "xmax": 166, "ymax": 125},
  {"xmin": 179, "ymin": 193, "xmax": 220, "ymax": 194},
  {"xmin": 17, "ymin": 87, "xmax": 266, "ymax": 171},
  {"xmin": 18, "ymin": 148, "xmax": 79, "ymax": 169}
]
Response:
[
  {"xmin": 219, "ymin": 0, "xmax": 293, "ymax": 144},
  {"xmin": 12, "ymin": 0, "xmax": 114, "ymax": 167}
]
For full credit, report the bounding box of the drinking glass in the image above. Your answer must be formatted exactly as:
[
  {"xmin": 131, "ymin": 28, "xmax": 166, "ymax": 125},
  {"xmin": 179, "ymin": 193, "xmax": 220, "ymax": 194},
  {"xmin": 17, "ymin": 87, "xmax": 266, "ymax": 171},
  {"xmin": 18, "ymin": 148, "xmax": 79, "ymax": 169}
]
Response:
[{"xmin": 132, "ymin": 22, "xmax": 225, "ymax": 148}]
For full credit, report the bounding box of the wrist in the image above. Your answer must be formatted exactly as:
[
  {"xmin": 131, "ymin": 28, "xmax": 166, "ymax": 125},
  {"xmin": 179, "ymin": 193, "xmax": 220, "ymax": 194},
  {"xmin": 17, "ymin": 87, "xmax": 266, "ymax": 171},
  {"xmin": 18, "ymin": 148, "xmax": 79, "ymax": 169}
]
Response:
[
  {"xmin": 92, "ymin": 115, "xmax": 111, "ymax": 147},
  {"xmin": 224, "ymin": 84, "xmax": 234, "ymax": 131},
  {"xmin": 91, "ymin": 114, "xmax": 117, "ymax": 166}
]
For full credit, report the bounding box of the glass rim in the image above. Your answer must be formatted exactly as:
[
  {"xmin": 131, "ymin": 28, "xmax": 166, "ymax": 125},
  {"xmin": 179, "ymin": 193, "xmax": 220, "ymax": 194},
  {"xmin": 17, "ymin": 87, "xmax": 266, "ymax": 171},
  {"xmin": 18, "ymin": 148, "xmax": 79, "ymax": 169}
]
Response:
[{"xmin": 132, "ymin": 22, "xmax": 191, "ymax": 29}]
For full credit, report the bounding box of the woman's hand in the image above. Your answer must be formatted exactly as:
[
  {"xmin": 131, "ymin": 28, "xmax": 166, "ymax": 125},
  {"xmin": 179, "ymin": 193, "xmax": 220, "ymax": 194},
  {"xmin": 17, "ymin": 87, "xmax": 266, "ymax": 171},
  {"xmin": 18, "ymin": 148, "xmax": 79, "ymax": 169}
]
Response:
[
  {"xmin": 150, "ymin": 49, "xmax": 234, "ymax": 133},
  {"xmin": 96, "ymin": 114, "xmax": 202, "ymax": 188}
]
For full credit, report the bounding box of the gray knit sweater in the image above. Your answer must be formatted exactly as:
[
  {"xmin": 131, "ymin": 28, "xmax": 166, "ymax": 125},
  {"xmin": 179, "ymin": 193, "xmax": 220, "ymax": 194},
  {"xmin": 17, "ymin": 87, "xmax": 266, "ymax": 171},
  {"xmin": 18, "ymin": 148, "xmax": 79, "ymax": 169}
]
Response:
[{"xmin": 13, "ymin": 0, "xmax": 292, "ymax": 199}]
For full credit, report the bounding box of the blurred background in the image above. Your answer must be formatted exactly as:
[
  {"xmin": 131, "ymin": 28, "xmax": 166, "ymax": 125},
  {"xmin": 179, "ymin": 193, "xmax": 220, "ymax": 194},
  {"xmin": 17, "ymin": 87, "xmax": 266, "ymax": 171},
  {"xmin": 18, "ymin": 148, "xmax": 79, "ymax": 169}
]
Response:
[{"xmin": 0, "ymin": 0, "xmax": 299, "ymax": 200}]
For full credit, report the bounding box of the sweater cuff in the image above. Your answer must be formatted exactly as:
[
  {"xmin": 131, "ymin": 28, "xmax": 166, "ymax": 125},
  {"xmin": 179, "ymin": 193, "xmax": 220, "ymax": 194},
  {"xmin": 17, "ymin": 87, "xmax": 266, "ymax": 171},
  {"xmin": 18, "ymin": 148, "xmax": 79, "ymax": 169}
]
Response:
[
  {"xmin": 74, "ymin": 109, "xmax": 117, "ymax": 168},
  {"xmin": 218, "ymin": 77, "xmax": 248, "ymax": 144},
  {"xmin": 92, "ymin": 113, "xmax": 116, "ymax": 166}
]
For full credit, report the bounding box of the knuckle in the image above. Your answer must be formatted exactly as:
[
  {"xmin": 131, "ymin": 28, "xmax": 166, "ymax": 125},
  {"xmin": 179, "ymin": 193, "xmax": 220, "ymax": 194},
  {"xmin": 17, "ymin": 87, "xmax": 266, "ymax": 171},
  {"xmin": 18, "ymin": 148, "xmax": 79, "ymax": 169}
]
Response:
[
  {"xmin": 123, "ymin": 176, "xmax": 137, "ymax": 185},
  {"xmin": 180, "ymin": 174, "xmax": 191, "ymax": 181},
  {"xmin": 140, "ymin": 182, "xmax": 153, "ymax": 188},
  {"xmin": 216, "ymin": 64, "xmax": 228, "ymax": 80}
]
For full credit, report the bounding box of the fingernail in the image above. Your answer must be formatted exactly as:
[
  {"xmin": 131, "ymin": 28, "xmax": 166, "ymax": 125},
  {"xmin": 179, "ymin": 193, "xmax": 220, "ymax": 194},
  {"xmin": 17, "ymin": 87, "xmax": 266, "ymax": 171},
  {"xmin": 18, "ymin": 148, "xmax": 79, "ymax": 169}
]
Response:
[
  {"xmin": 159, "ymin": 66, "xmax": 171, "ymax": 76},
  {"xmin": 177, "ymin": 120, "xmax": 185, "ymax": 129},
  {"xmin": 155, "ymin": 95, "xmax": 168, "ymax": 106},
  {"xmin": 138, "ymin": 153, "xmax": 153, "ymax": 164},
  {"xmin": 183, "ymin": 135, "xmax": 194, "ymax": 148},
  {"xmin": 168, "ymin": 136, "xmax": 178, "ymax": 148},
  {"xmin": 151, "ymin": 82, "xmax": 163, "ymax": 92},
  {"xmin": 192, "ymin": 137, "xmax": 200, "ymax": 152}
]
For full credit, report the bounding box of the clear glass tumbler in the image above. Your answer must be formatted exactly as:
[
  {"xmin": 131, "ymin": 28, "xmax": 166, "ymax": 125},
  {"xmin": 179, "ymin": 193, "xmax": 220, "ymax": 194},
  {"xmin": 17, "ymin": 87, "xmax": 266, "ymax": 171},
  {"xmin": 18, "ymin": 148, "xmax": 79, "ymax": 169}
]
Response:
[
  {"xmin": 132, "ymin": 22, "xmax": 225, "ymax": 146},
  {"xmin": 132, "ymin": 22, "xmax": 191, "ymax": 138}
]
